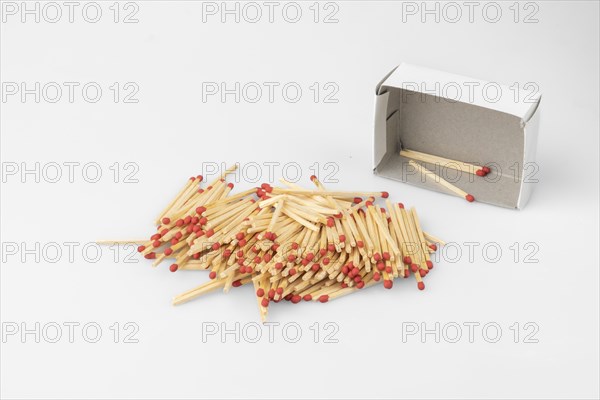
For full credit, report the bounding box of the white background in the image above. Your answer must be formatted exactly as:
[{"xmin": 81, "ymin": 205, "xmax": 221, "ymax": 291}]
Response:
[{"xmin": 1, "ymin": 1, "xmax": 599, "ymax": 399}]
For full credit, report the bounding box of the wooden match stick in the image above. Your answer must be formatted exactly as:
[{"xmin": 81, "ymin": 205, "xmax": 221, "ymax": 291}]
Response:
[
  {"xmin": 408, "ymin": 160, "xmax": 475, "ymax": 203},
  {"xmin": 400, "ymin": 149, "xmax": 489, "ymax": 176}
]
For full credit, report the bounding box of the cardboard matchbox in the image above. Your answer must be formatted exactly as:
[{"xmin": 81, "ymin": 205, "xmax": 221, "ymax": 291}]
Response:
[{"xmin": 373, "ymin": 63, "xmax": 542, "ymax": 209}]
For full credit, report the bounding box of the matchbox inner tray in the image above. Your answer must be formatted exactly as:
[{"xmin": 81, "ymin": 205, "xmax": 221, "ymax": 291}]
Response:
[{"xmin": 373, "ymin": 63, "xmax": 542, "ymax": 209}]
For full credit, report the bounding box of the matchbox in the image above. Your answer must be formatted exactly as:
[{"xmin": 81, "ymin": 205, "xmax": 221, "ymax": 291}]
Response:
[{"xmin": 373, "ymin": 63, "xmax": 542, "ymax": 209}]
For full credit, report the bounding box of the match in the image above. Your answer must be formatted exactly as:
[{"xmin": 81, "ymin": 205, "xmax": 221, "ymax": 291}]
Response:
[{"xmin": 100, "ymin": 166, "xmax": 445, "ymax": 321}]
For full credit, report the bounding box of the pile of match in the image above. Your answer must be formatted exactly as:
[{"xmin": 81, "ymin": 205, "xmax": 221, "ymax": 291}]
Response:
[{"xmin": 106, "ymin": 166, "xmax": 445, "ymax": 321}]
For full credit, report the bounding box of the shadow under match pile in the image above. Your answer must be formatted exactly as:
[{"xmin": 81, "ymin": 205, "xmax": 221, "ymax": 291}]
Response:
[{"xmin": 117, "ymin": 166, "xmax": 445, "ymax": 321}]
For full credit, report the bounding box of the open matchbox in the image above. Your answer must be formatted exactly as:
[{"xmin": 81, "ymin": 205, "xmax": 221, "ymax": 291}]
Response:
[{"xmin": 373, "ymin": 63, "xmax": 542, "ymax": 209}]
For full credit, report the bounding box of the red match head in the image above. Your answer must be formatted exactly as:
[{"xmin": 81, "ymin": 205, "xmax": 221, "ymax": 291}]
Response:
[
  {"xmin": 339, "ymin": 235, "xmax": 346, "ymax": 243},
  {"xmin": 232, "ymin": 279, "xmax": 242, "ymax": 287},
  {"xmin": 326, "ymin": 218, "xmax": 334, "ymax": 227},
  {"xmin": 287, "ymin": 254, "xmax": 296, "ymax": 262},
  {"xmin": 328, "ymin": 244, "xmax": 335, "ymax": 252},
  {"xmin": 152, "ymin": 240, "xmax": 161, "ymax": 248},
  {"xmin": 311, "ymin": 263, "xmax": 320, "ymax": 272},
  {"xmin": 429, "ymin": 243, "xmax": 437, "ymax": 251},
  {"xmin": 383, "ymin": 280, "xmax": 393, "ymax": 289},
  {"xmin": 365, "ymin": 201, "xmax": 373, "ymax": 207},
  {"xmin": 341, "ymin": 265, "xmax": 349, "ymax": 275},
  {"xmin": 238, "ymin": 239, "xmax": 247, "ymax": 246},
  {"xmin": 291, "ymin": 242, "xmax": 299, "ymax": 250},
  {"xmin": 164, "ymin": 248, "xmax": 173, "ymax": 256},
  {"xmin": 373, "ymin": 253, "xmax": 381, "ymax": 262},
  {"xmin": 275, "ymin": 262, "xmax": 283, "ymax": 270},
  {"xmin": 276, "ymin": 287, "xmax": 284, "ymax": 295},
  {"xmin": 398, "ymin": 203, "xmax": 405, "ymax": 209},
  {"xmin": 381, "ymin": 191, "xmax": 389, "ymax": 198},
  {"xmin": 318, "ymin": 295, "xmax": 329, "ymax": 303},
  {"xmin": 303, "ymin": 294, "xmax": 312, "ymax": 302},
  {"xmin": 383, "ymin": 252, "xmax": 391, "ymax": 261},
  {"xmin": 291, "ymin": 295, "xmax": 301, "ymax": 304},
  {"xmin": 357, "ymin": 241, "xmax": 364, "ymax": 249},
  {"xmin": 212, "ymin": 243, "xmax": 220, "ymax": 250},
  {"xmin": 419, "ymin": 269, "xmax": 427, "ymax": 277},
  {"xmin": 482, "ymin": 166, "xmax": 491, "ymax": 174},
  {"xmin": 176, "ymin": 219, "xmax": 184, "ymax": 227},
  {"xmin": 322, "ymin": 257, "xmax": 330, "ymax": 265},
  {"xmin": 170, "ymin": 238, "xmax": 179, "ymax": 246},
  {"xmin": 310, "ymin": 175, "xmax": 317, "ymax": 182},
  {"xmin": 169, "ymin": 263, "xmax": 178, "ymax": 272},
  {"xmin": 196, "ymin": 175, "xmax": 203, "ymax": 182},
  {"xmin": 341, "ymin": 282, "xmax": 348, "ymax": 288},
  {"xmin": 426, "ymin": 260, "xmax": 433, "ymax": 269},
  {"xmin": 261, "ymin": 298, "xmax": 269, "ymax": 308},
  {"xmin": 403, "ymin": 256, "xmax": 412, "ymax": 264},
  {"xmin": 151, "ymin": 233, "xmax": 161, "ymax": 241},
  {"xmin": 376, "ymin": 262, "xmax": 385, "ymax": 271},
  {"xmin": 356, "ymin": 281, "xmax": 365, "ymax": 289},
  {"xmin": 227, "ymin": 182, "xmax": 234, "ymax": 189},
  {"xmin": 161, "ymin": 217, "xmax": 171, "ymax": 225},
  {"xmin": 417, "ymin": 282, "xmax": 425, "ymax": 291},
  {"xmin": 209, "ymin": 271, "xmax": 217, "ymax": 279},
  {"xmin": 465, "ymin": 194, "xmax": 475, "ymax": 202},
  {"xmin": 144, "ymin": 252, "xmax": 156, "ymax": 259},
  {"xmin": 205, "ymin": 228, "xmax": 214, "ymax": 237},
  {"xmin": 289, "ymin": 268, "xmax": 297, "ymax": 276},
  {"xmin": 411, "ymin": 263, "xmax": 419, "ymax": 273},
  {"xmin": 256, "ymin": 288, "xmax": 265, "ymax": 297},
  {"xmin": 353, "ymin": 197, "xmax": 362, "ymax": 204},
  {"xmin": 476, "ymin": 169, "xmax": 485, "ymax": 177},
  {"xmin": 268, "ymin": 289, "xmax": 275, "ymax": 299},
  {"xmin": 196, "ymin": 206, "xmax": 206, "ymax": 215},
  {"xmin": 137, "ymin": 245, "xmax": 145, "ymax": 252},
  {"xmin": 373, "ymin": 272, "xmax": 381, "ymax": 281},
  {"xmin": 235, "ymin": 232, "xmax": 245, "ymax": 241}
]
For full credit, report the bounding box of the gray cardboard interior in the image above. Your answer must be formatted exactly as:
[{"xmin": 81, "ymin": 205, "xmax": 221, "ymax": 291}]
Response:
[{"xmin": 373, "ymin": 63, "xmax": 542, "ymax": 209}]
